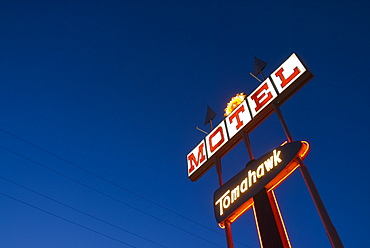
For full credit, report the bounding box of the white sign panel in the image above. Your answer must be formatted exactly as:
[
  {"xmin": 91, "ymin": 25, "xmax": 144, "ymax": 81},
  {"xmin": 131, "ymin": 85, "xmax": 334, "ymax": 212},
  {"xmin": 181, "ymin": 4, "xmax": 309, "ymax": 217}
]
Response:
[{"xmin": 187, "ymin": 53, "xmax": 313, "ymax": 181}]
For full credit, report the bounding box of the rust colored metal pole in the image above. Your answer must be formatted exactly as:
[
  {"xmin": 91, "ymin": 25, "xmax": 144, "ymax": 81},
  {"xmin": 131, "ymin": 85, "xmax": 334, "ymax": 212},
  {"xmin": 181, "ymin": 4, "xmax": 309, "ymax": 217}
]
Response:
[
  {"xmin": 241, "ymin": 131, "xmax": 255, "ymax": 160},
  {"xmin": 242, "ymin": 131, "xmax": 290, "ymax": 247},
  {"xmin": 272, "ymin": 101, "xmax": 343, "ymax": 248},
  {"xmin": 224, "ymin": 221, "xmax": 234, "ymax": 248},
  {"xmin": 253, "ymin": 188, "xmax": 286, "ymax": 248},
  {"xmin": 299, "ymin": 160, "xmax": 344, "ymax": 248},
  {"xmin": 272, "ymin": 103, "xmax": 293, "ymax": 143},
  {"xmin": 215, "ymin": 156, "xmax": 224, "ymax": 186},
  {"xmin": 215, "ymin": 156, "xmax": 234, "ymax": 248}
]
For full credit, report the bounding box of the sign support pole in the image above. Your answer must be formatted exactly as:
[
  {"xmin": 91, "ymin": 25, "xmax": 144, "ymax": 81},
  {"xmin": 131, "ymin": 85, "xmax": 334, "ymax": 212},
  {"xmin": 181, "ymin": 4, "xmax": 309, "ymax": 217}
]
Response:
[
  {"xmin": 253, "ymin": 189, "xmax": 287, "ymax": 248},
  {"xmin": 211, "ymin": 121, "xmax": 235, "ymax": 248},
  {"xmin": 215, "ymin": 156, "xmax": 235, "ymax": 248},
  {"xmin": 298, "ymin": 159, "xmax": 344, "ymax": 248},
  {"xmin": 272, "ymin": 101, "xmax": 344, "ymax": 248},
  {"xmin": 259, "ymin": 69, "xmax": 343, "ymax": 247},
  {"xmin": 241, "ymin": 132, "xmax": 254, "ymax": 160},
  {"xmin": 242, "ymin": 131, "xmax": 290, "ymax": 247},
  {"xmin": 272, "ymin": 103, "xmax": 293, "ymax": 143}
]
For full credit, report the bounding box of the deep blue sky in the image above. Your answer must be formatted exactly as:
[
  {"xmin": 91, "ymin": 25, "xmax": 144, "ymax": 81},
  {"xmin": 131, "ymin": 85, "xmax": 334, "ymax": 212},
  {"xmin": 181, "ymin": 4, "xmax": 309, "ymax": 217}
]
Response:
[{"xmin": 1, "ymin": 1, "xmax": 369, "ymax": 247}]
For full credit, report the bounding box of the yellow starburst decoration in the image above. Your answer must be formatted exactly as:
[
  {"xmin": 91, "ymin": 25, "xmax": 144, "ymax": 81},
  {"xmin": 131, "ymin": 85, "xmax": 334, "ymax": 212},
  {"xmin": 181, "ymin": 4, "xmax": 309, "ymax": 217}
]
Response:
[{"xmin": 224, "ymin": 93, "xmax": 247, "ymax": 117}]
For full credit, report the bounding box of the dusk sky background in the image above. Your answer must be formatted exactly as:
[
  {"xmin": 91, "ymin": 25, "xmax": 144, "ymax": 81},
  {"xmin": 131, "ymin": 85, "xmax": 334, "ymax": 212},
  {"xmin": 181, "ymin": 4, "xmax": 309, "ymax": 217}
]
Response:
[{"xmin": 1, "ymin": 1, "xmax": 369, "ymax": 247}]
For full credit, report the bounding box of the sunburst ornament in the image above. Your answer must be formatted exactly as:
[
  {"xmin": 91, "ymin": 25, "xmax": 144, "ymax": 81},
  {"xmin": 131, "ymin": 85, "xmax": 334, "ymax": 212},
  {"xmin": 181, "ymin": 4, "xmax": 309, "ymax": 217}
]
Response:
[{"xmin": 224, "ymin": 93, "xmax": 247, "ymax": 117}]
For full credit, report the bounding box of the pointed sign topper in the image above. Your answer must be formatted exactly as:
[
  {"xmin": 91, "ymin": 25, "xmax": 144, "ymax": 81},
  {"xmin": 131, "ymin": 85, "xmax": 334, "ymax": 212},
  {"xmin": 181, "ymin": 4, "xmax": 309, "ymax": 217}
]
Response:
[
  {"xmin": 253, "ymin": 57, "xmax": 268, "ymax": 76},
  {"xmin": 204, "ymin": 105, "xmax": 217, "ymax": 126}
]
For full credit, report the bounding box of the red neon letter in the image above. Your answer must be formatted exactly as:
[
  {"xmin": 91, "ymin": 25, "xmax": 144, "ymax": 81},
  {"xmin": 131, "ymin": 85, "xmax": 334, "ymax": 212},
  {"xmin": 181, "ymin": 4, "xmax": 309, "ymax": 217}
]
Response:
[
  {"xmin": 209, "ymin": 126, "xmax": 225, "ymax": 153},
  {"xmin": 250, "ymin": 82, "xmax": 273, "ymax": 112},
  {"xmin": 188, "ymin": 143, "xmax": 206, "ymax": 174},
  {"xmin": 275, "ymin": 67, "xmax": 300, "ymax": 88},
  {"xmin": 229, "ymin": 105, "xmax": 245, "ymax": 130}
]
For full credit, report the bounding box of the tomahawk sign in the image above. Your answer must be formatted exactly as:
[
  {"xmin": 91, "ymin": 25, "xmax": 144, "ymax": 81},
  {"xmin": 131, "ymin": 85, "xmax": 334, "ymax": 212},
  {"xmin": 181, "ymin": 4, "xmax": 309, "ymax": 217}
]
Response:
[{"xmin": 187, "ymin": 53, "xmax": 314, "ymax": 181}]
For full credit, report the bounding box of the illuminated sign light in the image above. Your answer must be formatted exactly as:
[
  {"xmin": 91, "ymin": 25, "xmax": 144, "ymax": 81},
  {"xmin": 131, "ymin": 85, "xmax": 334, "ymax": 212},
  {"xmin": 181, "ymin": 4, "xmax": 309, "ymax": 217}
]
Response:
[
  {"xmin": 215, "ymin": 149, "xmax": 282, "ymax": 216},
  {"xmin": 187, "ymin": 53, "xmax": 314, "ymax": 181},
  {"xmin": 213, "ymin": 141, "xmax": 309, "ymax": 227},
  {"xmin": 224, "ymin": 93, "xmax": 246, "ymax": 117}
]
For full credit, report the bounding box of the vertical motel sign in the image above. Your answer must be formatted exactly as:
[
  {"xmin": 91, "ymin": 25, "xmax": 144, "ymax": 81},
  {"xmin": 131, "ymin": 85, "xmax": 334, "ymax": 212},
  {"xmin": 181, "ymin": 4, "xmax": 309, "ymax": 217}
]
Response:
[{"xmin": 187, "ymin": 53, "xmax": 313, "ymax": 182}]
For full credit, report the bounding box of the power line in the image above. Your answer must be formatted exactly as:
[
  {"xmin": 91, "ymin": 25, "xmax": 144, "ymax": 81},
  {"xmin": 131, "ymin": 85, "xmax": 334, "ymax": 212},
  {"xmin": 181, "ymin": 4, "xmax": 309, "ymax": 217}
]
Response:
[
  {"xmin": 0, "ymin": 175, "xmax": 167, "ymax": 248},
  {"xmin": 0, "ymin": 144, "xmax": 224, "ymax": 248},
  {"xmin": 0, "ymin": 127, "xmax": 220, "ymax": 236},
  {"xmin": 0, "ymin": 128, "xmax": 252, "ymax": 248},
  {"xmin": 0, "ymin": 191, "xmax": 137, "ymax": 248}
]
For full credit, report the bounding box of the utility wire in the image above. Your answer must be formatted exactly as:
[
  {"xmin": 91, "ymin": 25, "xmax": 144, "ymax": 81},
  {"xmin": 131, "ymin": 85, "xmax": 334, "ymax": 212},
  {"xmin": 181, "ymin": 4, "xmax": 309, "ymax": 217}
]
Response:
[
  {"xmin": 0, "ymin": 175, "xmax": 167, "ymax": 248},
  {"xmin": 0, "ymin": 191, "xmax": 137, "ymax": 248},
  {"xmin": 0, "ymin": 128, "xmax": 251, "ymax": 248},
  {"xmin": 0, "ymin": 144, "xmax": 224, "ymax": 248},
  {"xmin": 0, "ymin": 128, "xmax": 220, "ymax": 236}
]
